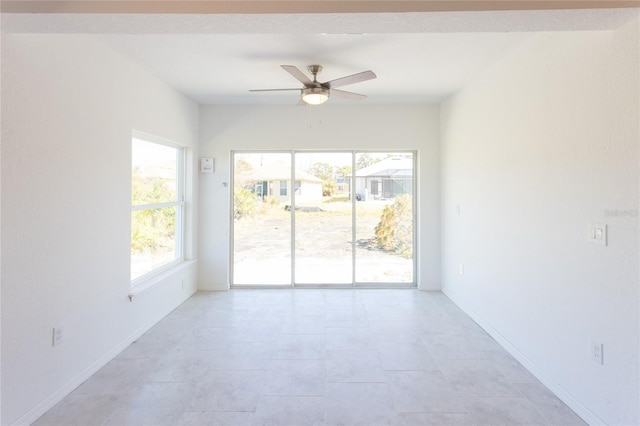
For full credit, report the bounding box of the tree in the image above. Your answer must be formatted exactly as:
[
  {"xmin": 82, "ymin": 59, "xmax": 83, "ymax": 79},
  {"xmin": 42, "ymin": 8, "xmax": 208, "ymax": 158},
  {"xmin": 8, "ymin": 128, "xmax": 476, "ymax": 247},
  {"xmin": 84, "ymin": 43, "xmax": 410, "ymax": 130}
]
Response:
[
  {"xmin": 356, "ymin": 153, "xmax": 381, "ymax": 170},
  {"xmin": 309, "ymin": 162, "xmax": 337, "ymax": 196},
  {"xmin": 309, "ymin": 162, "xmax": 334, "ymax": 181},
  {"xmin": 234, "ymin": 158, "xmax": 256, "ymax": 190},
  {"xmin": 336, "ymin": 165, "xmax": 352, "ymax": 180}
]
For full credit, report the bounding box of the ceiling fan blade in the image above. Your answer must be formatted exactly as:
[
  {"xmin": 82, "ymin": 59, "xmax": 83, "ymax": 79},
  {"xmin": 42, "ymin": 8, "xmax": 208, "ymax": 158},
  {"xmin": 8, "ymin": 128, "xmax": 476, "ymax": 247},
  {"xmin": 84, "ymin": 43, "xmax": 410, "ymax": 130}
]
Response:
[
  {"xmin": 331, "ymin": 89, "xmax": 367, "ymax": 101},
  {"xmin": 324, "ymin": 70, "xmax": 376, "ymax": 89},
  {"xmin": 281, "ymin": 65, "xmax": 313, "ymax": 86},
  {"xmin": 249, "ymin": 88, "xmax": 301, "ymax": 92}
]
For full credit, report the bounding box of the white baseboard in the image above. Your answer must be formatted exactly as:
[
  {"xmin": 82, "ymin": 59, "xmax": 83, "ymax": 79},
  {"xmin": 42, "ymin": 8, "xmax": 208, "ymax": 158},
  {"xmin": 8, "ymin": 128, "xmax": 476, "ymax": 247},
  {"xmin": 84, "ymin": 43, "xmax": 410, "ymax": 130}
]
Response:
[
  {"xmin": 441, "ymin": 287, "xmax": 604, "ymax": 426},
  {"xmin": 419, "ymin": 282, "xmax": 441, "ymax": 291},
  {"xmin": 198, "ymin": 283, "xmax": 229, "ymax": 291},
  {"xmin": 12, "ymin": 291, "xmax": 194, "ymax": 426}
]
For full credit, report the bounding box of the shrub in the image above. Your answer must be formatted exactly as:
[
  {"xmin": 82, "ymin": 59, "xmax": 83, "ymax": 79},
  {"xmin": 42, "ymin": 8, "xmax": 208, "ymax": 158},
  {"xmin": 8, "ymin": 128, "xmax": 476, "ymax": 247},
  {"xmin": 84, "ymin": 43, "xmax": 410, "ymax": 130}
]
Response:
[
  {"xmin": 131, "ymin": 207, "xmax": 175, "ymax": 254},
  {"xmin": 234, "ymin": 188, "xmax": 257, "ymax": 219},
  {"xmin": 263, "ymin": 195, "xmax": 280, "ymax": 207},
  {"xmin": 322, "ymin": 180, "xmax": 337, "ymax": 197},
  {"xmin": 374, "ymin": 194, "xmax": 413, "ymax": 258}
]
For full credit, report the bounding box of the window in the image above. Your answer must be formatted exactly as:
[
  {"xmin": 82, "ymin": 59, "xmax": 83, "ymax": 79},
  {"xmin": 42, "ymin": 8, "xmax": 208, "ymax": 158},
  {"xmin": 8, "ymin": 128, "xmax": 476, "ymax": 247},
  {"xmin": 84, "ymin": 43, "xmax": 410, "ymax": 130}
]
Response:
[
  {"xmin": 131, "ymin": 136, "xmax": 185, "ymax": 282},
  {"xmin": 280, "ymin": 180, "xmax": 287, "ymax": 196}
]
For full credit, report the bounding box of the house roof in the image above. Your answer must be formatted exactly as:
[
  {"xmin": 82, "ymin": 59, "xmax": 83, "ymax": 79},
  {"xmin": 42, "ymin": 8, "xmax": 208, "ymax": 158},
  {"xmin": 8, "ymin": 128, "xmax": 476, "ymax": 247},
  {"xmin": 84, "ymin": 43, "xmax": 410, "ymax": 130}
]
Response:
[
  {"xmin": 253, "ymin": 164, "xmax": 323, "ymax": 183},
  {"xmin": 356, "ymin": 157, "xmax": 413, "ymax": 178}
]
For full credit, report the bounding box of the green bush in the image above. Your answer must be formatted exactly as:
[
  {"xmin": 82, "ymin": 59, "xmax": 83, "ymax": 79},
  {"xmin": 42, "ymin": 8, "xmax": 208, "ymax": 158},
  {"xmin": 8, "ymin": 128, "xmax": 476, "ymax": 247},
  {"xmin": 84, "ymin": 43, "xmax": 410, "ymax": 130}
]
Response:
[
  {"xmin": 131, "ymin": 177, "xmax": 176, "ymax": 254},
  {"xmin": 322, "ymin": 180, "xmax": 337, "ymax": 197},
  {"xmin": 131, "ymin": 207, "xmax": 176, "ymax": 254},
  {"xmin": 374, "ymin": 194, "xmax": 413, "ymax": 258},
  {"xmin": 131, "ymin": 224, "xmax": 158, "ymax": 253},
  {"xmin": 234, "ymin": 188, "xmax": 258, "ymax": 219},
  {"xmin": 263, "ymin": 195, "xmax": 280, "ymax": 207}
]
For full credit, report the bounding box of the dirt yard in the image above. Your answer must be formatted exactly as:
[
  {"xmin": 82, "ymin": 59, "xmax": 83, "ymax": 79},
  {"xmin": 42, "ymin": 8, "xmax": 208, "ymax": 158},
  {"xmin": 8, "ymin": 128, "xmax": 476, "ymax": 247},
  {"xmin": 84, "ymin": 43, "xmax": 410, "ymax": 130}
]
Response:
[{"xmin": 232, "ymin": 199, "xmax": 413, "ymax": 285}]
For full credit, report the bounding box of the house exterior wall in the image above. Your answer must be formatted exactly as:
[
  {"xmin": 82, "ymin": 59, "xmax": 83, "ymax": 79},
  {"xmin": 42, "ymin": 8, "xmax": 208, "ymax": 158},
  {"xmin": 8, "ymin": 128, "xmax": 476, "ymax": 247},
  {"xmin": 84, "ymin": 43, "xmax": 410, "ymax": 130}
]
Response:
[
  {"xmin": 294, "ymin": 180, "xmax": 323, "ymax": 204},
  {"xmin": 356, "ymin": 177, "xmax": 413, "ymax": 201},
  {"xmin": 254, "ymin": 179, "xmax": 322, "ymax": 204}
]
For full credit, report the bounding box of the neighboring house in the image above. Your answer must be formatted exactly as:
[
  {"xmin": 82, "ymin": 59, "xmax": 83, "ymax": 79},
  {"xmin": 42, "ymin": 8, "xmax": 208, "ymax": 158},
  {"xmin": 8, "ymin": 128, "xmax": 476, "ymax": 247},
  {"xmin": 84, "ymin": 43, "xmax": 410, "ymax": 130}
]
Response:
[
  {"xmin": 251, "ymin": 163, "xmax": 324, "ymax": 203},
  {"xmin": 355, "ymin": 157, "xmax": 413, "ymax": 200}
]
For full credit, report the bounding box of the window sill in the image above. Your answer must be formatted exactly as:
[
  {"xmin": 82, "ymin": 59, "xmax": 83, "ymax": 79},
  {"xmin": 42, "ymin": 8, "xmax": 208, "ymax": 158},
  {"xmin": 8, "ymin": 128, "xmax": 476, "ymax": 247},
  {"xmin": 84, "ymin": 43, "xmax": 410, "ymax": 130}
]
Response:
[{"xmin": 129, "ymin": 259, "xmax": 196, "ymax": 301}]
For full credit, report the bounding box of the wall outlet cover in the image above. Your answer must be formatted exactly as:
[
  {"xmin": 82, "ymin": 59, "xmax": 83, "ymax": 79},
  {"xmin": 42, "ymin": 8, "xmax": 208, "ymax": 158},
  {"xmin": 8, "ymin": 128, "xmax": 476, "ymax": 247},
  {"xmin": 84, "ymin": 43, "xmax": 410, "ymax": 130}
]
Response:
[
  {"xmin": 53, "ymin": 327, "xmax": 64, "ymax": 346},
  {"xmin": 591, "ymin": 340, "xmax": 604, "ymax": 365}
]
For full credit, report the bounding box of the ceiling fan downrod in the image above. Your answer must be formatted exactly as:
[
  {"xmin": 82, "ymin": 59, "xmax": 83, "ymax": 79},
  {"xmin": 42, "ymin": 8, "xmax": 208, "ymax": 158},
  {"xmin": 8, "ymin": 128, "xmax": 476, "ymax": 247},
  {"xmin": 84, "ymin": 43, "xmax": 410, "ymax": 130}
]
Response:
[{"xmin": 307, "ymin": 65, "xmax": 322, "ymax": 84}]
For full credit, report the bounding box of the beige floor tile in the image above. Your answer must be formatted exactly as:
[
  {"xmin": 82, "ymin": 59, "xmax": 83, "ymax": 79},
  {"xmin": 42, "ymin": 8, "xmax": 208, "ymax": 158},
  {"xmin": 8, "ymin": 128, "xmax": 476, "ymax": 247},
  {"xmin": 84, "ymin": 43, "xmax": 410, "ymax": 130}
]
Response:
[
  {"xmin": 385, "ymin": 370, "xmax": 467, "ymax": 413},
  {"xmin": 324, "ymin": 382, "xmax": 399, "ymax": 425},
  {"xmin": 103, "ymin": 382, "xmax": 200, "ymax": 426},
  {"xmin": 177, "ymin": 411, "xmax": 255, "ymax": 426},
  {"xmin": 253, "ymin": 395, "xmax": 325, "ymax": 426},
  {"xmin": 326, "ymin": 350, "xmax": 385, "ymax": 382},
  {"xmin": 32, "ymin": 394, "xmax": 122, "ymax": 426},
  {"xmin": 325, "ymin": 327, "xmax": 376, "ymax": 350},
  {"xmin": 464, "ymin": 397, "xmax": 550, "ymax": 425},
  {"xmin": 376, "ymin": 340, "xmax": 439, "ymax": 371},
  {"xmin": 149, "ymin": 350, "xmax": 217, "ymax": 382},
  {"xmin": 516, "ymin": 382, "xmax": 587, "ymax": 425},
  {"xmin": 398, "ymin": 412, "xmax": 476, "ymax": 425},
  {"xmin": 273, "ymin": 333, "xmax": 326, "ymax": 359},
  {"xmin": 73, "ymin": 358, "xmax": 156, "ymax": 396},
  {"xmin": 423, "ymin": 334, "xmax": 487, "ymax": 360},
  {"xmin": 264, "ymin": 359, "xmax": 325, "ymax": 395},
  {"xmin": 437, "ymin": 359, "xmax": 522, "ymax": 397},
  {"xmin": 188, "ymin": 370, "xmax": 267, "ymax": 412},
  {"xmin": 36, "ymin": 289, "xmax": 581, "ymax": 426},
  {"xmin": 281, "ymin": 314, "xmax": 326, "ymax": 334}
]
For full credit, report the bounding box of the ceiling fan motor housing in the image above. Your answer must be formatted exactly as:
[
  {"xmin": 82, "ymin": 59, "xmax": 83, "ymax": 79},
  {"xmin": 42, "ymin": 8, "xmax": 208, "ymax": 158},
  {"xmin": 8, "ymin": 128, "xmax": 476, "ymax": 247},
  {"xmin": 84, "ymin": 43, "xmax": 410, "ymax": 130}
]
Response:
[{"xmin": 307, "ymin": 64, "xmax": 323, "ymax": 79}]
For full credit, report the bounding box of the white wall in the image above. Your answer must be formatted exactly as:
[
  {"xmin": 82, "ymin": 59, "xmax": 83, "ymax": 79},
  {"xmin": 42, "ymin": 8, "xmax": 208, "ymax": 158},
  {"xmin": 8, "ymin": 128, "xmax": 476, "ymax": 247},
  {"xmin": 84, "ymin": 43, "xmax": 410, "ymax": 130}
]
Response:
[
  {"xmin": 440, "ymin": 17, "xmax": 639, "ymax": 426},
  {"xmin": 198, "ymin": 104, "xmax": 440, "ymax": 290},
  {"xmin": 1, "ymin": 35, "xmax": 199, "ymax": 425}
]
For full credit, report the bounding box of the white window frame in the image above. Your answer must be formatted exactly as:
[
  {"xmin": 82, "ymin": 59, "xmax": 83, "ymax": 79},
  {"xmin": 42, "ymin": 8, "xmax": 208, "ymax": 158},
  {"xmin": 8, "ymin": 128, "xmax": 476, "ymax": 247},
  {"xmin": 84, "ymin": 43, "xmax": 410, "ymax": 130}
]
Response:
[{"xmin": 130, "ymin": 131, "xmax": 186, "ymax": 288}]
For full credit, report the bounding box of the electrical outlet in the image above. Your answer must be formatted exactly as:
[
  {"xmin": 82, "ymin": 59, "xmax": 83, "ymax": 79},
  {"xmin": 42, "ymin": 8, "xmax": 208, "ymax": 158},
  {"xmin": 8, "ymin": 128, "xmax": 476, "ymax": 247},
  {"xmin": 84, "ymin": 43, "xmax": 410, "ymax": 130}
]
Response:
[
  {"xmin": 181, "ymin": 279, "xmax": 185, "ymax": 289},
  {"xmin": 459, "ymin": 264, "xmax": 464, "ymax": 275},
  {"xmin": 591, "ymin": 341, "xmax": 604, "ymax": 365},
  {"xmin": 53, "ymin": 327, "xmax": 64, "ymax": 346}
]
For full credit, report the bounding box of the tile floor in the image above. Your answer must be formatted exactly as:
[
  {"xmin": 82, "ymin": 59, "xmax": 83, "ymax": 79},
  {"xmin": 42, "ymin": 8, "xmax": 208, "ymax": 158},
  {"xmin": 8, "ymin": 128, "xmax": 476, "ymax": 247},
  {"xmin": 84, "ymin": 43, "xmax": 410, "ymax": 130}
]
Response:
[{"xmin": 34, "ymin": 289, "xmax": 586, "ymax": 426}]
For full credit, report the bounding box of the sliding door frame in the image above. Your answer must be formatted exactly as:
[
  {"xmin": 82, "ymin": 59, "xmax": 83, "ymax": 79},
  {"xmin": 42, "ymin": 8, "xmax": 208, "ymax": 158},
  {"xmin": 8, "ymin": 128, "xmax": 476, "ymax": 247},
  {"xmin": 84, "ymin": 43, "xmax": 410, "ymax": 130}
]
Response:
[{"xmin": 230, "ymin": 150, "xmax": 417, "ymax": 288}]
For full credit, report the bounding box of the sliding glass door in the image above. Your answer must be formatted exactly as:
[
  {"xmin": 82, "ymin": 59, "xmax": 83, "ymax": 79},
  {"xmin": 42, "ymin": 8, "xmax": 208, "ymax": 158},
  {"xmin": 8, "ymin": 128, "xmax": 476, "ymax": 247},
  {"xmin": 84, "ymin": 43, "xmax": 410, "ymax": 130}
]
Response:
[
  {"xmin": 231, "ymin": 151, "xmax": 415, "ymax": 287},
  {"xmin": 232, "ymin": 152, "xmax": 292, "ymax": 285},
  {"xmin": 354, "ymin": 153, "xmax": 414, "ymax": 283},
  {"xmin": 294, "ymin": 152, "xmax": 353, "ymax": 284}
]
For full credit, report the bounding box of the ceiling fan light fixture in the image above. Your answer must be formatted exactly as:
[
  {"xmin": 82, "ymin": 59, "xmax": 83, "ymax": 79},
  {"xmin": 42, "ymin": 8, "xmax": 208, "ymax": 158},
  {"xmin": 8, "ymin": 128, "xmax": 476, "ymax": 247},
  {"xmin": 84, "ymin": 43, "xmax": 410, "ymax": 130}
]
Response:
[{"xmin": 301, "ymin": 87, "xmax": 330, "ymax": 105}]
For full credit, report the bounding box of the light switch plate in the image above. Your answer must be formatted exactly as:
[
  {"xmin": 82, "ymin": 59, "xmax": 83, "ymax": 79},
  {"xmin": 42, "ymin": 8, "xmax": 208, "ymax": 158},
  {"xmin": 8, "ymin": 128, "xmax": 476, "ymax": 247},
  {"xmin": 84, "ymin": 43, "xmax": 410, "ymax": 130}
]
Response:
[{"xmin": 588, "ymin": 224, "xmax": 607, "ymax": 246}]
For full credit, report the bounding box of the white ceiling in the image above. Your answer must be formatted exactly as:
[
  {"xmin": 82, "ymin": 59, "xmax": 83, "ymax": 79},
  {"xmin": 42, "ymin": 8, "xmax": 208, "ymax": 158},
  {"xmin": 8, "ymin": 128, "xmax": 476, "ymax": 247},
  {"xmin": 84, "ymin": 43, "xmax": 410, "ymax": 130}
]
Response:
[
  {"xmin": 5, "ymin": 8, "xmax": 637, "ymax": 105},
  {"xmin": 97, "ymin": 32, "xmax": 533, "ymax": 104}
]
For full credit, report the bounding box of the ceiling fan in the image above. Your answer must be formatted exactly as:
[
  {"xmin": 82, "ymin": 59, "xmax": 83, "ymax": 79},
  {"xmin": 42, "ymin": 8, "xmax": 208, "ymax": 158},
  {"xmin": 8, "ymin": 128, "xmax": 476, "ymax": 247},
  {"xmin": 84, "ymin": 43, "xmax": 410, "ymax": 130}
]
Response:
[{"xmin": 250, "ymin": 65, "xmax": 377, "ymax": 105}]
